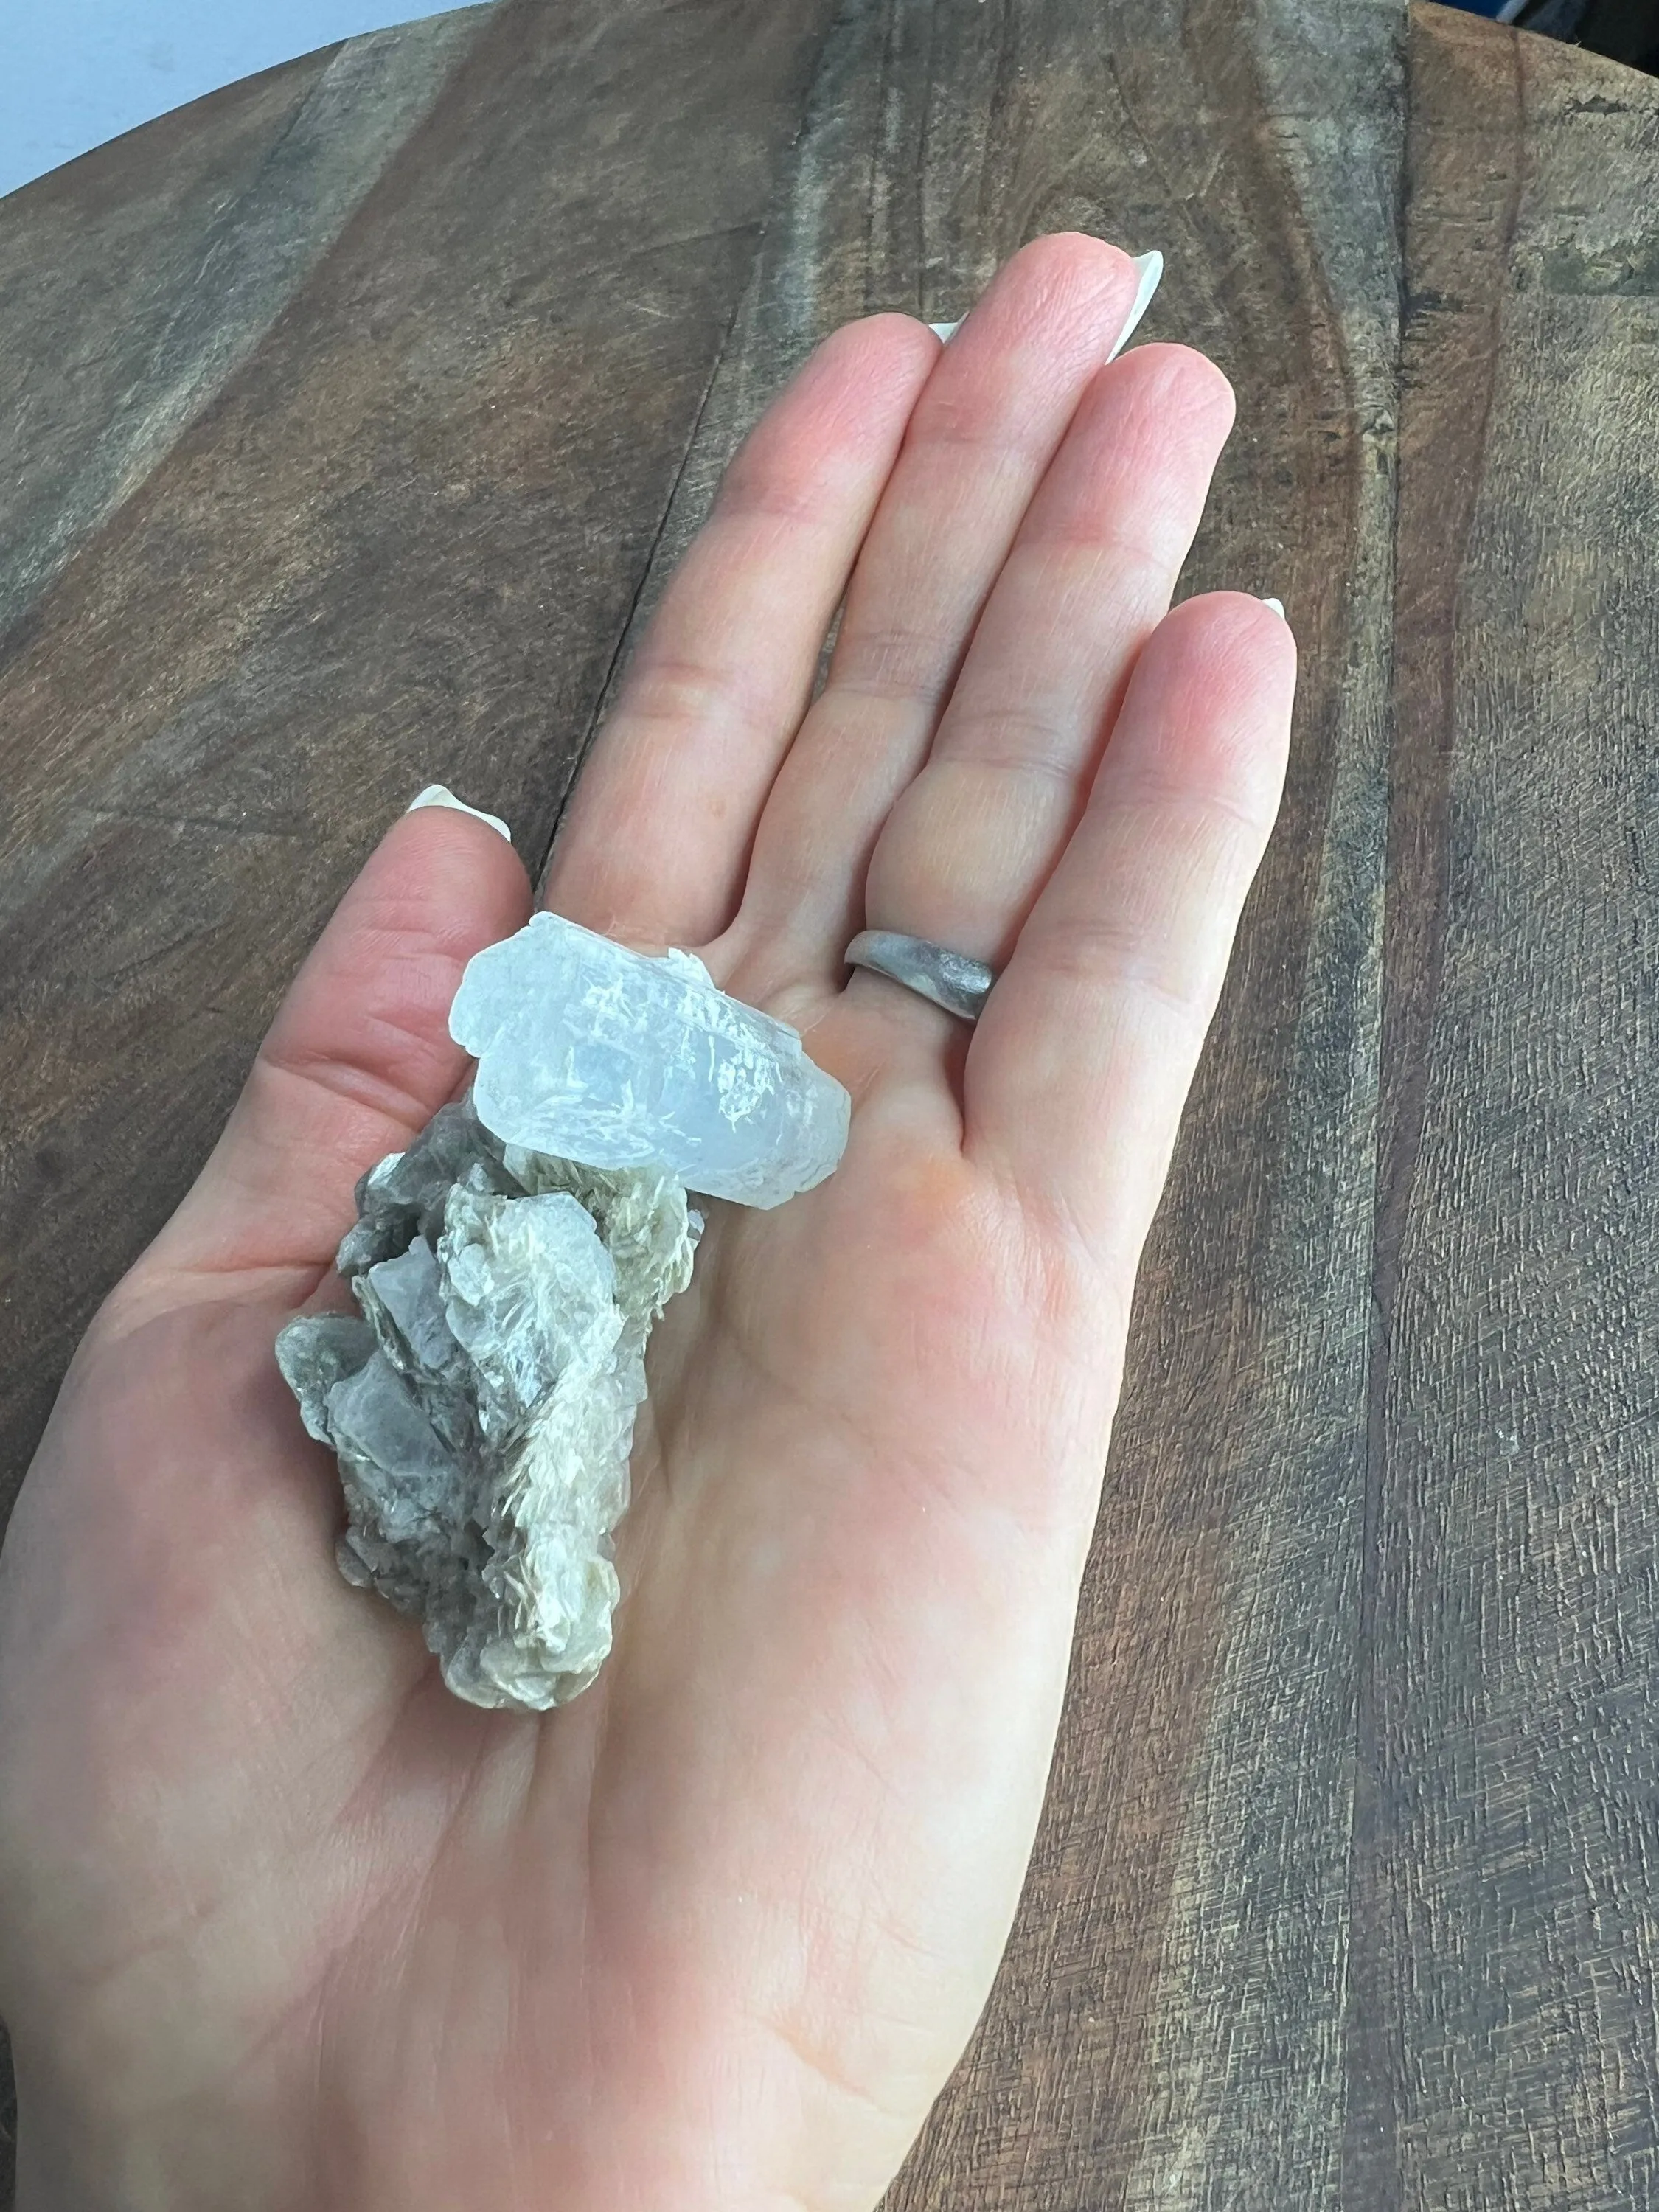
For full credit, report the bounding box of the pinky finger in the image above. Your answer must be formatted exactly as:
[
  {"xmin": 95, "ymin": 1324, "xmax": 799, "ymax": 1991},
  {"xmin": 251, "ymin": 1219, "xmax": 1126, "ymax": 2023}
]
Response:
[{"xmin": 965, "ymin": 591, "xmax": 1295, "ymax": 1271}]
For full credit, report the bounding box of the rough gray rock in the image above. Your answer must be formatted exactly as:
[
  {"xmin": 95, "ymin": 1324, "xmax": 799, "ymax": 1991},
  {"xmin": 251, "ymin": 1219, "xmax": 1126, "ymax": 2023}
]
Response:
[{"xmin": 279, "ymin": 1105, "xmax": 699, "ymax": 1709}]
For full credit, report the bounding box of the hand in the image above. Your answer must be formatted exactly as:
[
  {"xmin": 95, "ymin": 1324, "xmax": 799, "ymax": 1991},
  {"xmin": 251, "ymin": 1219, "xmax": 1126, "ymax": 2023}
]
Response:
[{"xmin": 0, "ymin": 234, "xmax": 1293, "ymax": 2212}]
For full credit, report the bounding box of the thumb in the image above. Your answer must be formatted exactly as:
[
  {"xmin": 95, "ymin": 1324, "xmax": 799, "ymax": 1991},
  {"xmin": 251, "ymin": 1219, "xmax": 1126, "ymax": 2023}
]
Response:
[{"xmin": 142, "ymin": 804, "xmax": 530, "ymax": 1291}]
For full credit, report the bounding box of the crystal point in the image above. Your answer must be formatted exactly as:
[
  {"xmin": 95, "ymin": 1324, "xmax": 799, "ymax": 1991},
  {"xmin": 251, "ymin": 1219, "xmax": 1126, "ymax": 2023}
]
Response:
[{"xmin": 450, "ymin": 911, "xmax": 850, "ymax": 1207}]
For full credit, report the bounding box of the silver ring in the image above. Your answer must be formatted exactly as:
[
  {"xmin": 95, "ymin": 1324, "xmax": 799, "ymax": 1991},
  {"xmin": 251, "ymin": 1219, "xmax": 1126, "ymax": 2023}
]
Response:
[{"xmin": 845, "ymin": 930, "xmax": 997, "ymax": 1022}]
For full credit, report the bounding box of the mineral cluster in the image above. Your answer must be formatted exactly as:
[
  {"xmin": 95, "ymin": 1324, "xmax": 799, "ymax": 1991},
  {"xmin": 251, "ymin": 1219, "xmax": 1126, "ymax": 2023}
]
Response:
[{"xmin": 277, "ymin": 914, "xmax": 850, "ymax": 1712}]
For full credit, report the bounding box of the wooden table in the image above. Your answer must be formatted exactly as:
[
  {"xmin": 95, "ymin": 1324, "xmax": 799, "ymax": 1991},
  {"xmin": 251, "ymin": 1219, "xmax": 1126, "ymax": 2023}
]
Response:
[{"xmin": 4, "ymin": 1, "xmax": 1658, "ymax": 2202}]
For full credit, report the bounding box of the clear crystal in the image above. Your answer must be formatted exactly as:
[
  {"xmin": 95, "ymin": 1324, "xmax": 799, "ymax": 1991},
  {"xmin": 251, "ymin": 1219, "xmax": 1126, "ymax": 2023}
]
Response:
[{"xmin": 449, "ymin": 912, "xmax": 850, "ymax": 1207}]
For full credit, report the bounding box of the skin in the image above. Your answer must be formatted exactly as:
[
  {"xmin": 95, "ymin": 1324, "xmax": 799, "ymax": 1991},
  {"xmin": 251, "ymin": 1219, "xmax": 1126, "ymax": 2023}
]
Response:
[{"xmin": 0, "ymin": 234, "xmax": 1295, "ymax": 2212}]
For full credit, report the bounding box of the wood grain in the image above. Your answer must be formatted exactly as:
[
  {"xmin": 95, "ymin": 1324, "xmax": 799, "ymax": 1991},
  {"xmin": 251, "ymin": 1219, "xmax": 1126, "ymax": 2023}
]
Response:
[
  {"xmin": 1, "ymin": 2, "xmax": 1657, "ymax": 2205},
  {"xmin": 1357, "ymin": 13, "xmax": 1659, "ymax": 2209},
  {"xmin": 0, "ymin": 0, "xmax": 837, "ymax": 1520},
  {"xmin": 0, "ymin": 9, "xmax": 494, "ymax": 644}
]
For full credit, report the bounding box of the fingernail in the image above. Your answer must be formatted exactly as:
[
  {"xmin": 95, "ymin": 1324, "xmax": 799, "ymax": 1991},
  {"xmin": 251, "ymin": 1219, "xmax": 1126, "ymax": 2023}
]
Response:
[
  {"xmin": 406, "ymin": 784, "xmax": 513, "ymax": 844},
  {"xmin": 1261, "ymin": 596, "xmax": 1287, "ymax": 620},
  {"xmin": 928, "ymin": 319, "xmax": 961, "ymax": 341},
  {"xmin": 1107, "ymin": 249, "xmax": 1164, "ymax": 361}
]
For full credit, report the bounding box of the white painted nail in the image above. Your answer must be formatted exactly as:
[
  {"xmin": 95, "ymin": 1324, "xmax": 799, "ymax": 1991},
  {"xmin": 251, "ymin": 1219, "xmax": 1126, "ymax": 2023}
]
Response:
[
  {"xmin": 406, "ymin": 783, "xmax": 512, "ymax": 844},
  {"xmin": 1261, "ymin": 596, "xmax": 1287, "ymax": 620},
  {"xmin": 928, "ymin": 319, "xmax": 961, "ymax": 341},
  {"xmin": 1107, "ymin": 249, "xmax": 1164, "ymax": 361}
]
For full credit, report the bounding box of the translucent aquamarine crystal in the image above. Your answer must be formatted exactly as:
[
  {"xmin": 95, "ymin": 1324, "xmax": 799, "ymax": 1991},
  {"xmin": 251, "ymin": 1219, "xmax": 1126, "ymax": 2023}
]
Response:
[
  {"xmin": 450, "ymin": 912, "xmax": 850, "ymax": 1208},
  {"xmin": 277, "ymin": 921, "xmax": 849, "ymax": 1713}
]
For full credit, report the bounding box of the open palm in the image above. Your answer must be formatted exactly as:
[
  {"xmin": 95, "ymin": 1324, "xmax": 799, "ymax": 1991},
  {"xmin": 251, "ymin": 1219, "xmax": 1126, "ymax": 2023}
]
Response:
[{"xmin": 0, "ymin": 235, "xmax": 1293, "ymax": 2212}]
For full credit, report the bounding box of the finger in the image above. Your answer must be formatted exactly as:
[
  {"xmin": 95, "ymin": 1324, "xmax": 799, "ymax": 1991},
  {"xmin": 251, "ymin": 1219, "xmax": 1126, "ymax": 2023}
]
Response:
[
  {"xmin": 857, "ymin": 345, "xmax": 1235, "ymax": 993},
  {"xmin": 727, "ymin": 232, "xmax": 1150, "ymax": 987},
  {"xmin": 967, "ymin": 593, "xmax": 1295, "ymax": 1267},
  {"xmin": 146, "ymin": 807, "xmax": 532, "ymax": 1284},
  {"xmin": 543, "ymin": 314, "xmax": 939, "ymax": 947}
]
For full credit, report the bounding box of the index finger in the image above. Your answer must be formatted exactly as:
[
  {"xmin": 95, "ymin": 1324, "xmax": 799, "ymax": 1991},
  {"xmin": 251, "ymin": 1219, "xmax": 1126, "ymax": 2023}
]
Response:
[{"xmin": 543, "ymin": 315, "xmax": 937, "ymax": 950}]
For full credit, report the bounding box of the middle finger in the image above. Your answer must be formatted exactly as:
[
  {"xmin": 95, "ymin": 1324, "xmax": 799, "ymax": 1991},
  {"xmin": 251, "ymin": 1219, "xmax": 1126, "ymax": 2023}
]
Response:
[
  {"xmin": 860, "ymin": 338, "xmax": 1237, "ymax": 978},
  {"xmin": 724, "ymin": 232, "xmax": 1150, "ymax": 990}
]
